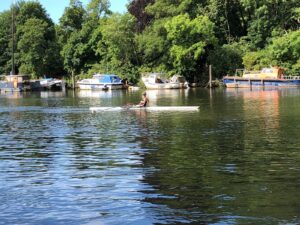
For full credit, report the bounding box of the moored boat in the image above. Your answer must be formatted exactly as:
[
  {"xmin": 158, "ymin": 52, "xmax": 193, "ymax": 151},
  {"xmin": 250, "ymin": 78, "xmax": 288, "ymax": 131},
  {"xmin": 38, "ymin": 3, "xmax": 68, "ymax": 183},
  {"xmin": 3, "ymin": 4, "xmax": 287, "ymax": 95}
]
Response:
[
  {"xmin": 142, "ymin": 73, "xmax": 188, "ymax": 89},
  {"xmin": 223, "ymin": 67, "xmax": 300, "ymax": 88},
  {"xmin": 0, "ymin": 75, "xmax": 67, "ymax": 92},
  {"xmin": 0, "ymin": 75, "xmax": 31, "ymax": 92},
  {"xmin": 39, "ymin": 78, "xmax": 64, "ymax": 91},
  {"xmin": 77, "ymin": 74, "xmax": 124, "ymax": 90}
]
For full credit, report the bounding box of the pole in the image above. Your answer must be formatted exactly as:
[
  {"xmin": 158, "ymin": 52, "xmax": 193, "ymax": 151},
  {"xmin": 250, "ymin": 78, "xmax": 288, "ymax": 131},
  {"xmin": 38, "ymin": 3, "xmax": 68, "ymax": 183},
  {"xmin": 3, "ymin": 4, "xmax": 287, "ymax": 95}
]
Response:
[
  {"xmin": 72, "ymin": 70, "xmax": 75, "ymax": 89},
  {"xmin": 209, "ymin": 64, "xmax": 212, "ymax": 88}
]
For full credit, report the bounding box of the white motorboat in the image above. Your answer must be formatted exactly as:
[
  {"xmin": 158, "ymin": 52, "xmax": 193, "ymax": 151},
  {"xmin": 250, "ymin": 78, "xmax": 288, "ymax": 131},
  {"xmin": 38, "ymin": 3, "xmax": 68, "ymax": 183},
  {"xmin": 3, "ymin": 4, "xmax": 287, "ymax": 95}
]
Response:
[
  {"xmin": 77, "ymin": 74, "xmax": 124, "ymax": 90},
  {"xmin": 40, "ymin": 78, "xmax": 64, "ymax": 91},
  {"xmin": 90, "ymin": 106, "xmax": 200, "ymax": 112},
  {"xmin": 142, "ymin": 73, "xmax": 188, "ymax": 89}
]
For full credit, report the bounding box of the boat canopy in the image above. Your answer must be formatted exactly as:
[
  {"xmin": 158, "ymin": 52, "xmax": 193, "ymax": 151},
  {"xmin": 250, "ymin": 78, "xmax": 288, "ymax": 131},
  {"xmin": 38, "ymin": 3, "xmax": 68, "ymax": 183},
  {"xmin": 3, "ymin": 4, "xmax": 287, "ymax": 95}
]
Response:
[
  {"xmin": 93, "ymin": 74, "xmax": 122, "ymax": 84},
  {"xmin": 142, "ymin": 73, "xmax": 165, "ymax": 84}
]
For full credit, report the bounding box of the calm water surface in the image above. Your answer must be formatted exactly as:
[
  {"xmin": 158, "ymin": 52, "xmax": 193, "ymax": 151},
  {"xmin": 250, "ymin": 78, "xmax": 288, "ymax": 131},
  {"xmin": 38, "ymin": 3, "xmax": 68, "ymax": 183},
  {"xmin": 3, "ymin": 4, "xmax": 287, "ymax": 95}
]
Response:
[{"xmin": 0, "ymin": 88, "xmax": 299, "ymax": 225}]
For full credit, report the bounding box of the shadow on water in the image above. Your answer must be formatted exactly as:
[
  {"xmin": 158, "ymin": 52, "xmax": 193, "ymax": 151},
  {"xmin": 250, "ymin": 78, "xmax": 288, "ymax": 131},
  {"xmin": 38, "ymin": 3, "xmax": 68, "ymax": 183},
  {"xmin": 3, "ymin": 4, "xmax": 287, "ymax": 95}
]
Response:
[{"xmin": 0, "ymin": 88, "xmax": 299, "ymax": 225}]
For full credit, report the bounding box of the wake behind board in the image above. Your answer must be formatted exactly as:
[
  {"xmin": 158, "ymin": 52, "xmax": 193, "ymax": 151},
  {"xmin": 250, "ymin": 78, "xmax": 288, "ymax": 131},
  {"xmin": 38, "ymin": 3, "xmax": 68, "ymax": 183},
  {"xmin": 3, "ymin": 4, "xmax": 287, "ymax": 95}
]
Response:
[{"xmin": 90, "ymin": 106, "xmax": 200, "ymax": 112}]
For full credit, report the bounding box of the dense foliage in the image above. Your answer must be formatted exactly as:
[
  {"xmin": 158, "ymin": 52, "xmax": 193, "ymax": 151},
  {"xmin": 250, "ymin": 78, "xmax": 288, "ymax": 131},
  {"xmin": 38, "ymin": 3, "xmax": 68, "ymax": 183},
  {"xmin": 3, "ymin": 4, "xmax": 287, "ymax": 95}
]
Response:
[{"xmin": 0, "ymin": 0, "xmax": 299, "ymax": 81}]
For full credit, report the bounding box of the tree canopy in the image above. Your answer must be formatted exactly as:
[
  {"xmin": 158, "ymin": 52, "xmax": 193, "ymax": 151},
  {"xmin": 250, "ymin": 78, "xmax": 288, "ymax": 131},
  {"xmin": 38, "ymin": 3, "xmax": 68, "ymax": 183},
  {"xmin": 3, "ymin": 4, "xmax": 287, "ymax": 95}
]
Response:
[{"xmin": 0, "ymin": 0, "xmax": 299, "ymax": 81}]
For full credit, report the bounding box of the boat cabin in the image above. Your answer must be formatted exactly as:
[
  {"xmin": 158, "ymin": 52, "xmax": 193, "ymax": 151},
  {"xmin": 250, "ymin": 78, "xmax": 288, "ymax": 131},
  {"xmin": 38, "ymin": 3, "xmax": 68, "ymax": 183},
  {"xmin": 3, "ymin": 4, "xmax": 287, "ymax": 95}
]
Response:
[
  {"xmin": 170, "ymin": 75, "xmax": 187, "ymax": 83},
  {"xmin": 4, "ymin": 74, "xmax": 30, "ymax": 82},
  {"xmin": 243, "ymin": 67, "xmax": 284, "ymax": 79},
  {"xmin": 142, "ymin": 73, "xmax": 164, "ymax": 84},
  {"xmin": 0, "ymin": 75, "xmax": 30, "ymax": 91}
]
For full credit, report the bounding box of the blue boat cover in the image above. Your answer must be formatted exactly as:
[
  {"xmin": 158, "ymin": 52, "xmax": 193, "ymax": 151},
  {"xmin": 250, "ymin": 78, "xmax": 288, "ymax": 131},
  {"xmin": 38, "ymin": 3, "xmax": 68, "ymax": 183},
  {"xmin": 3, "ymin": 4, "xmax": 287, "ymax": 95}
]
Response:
[{"xmin": 93, "ymin": 74, "xmax": 122, "ymax": 84}]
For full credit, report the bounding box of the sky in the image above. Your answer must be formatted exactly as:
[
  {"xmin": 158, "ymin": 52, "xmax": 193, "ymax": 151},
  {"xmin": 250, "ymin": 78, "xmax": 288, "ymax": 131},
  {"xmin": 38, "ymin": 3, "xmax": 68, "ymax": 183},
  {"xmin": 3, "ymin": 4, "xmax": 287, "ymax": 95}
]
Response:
[{"xmin": 0, "ymin": 0, "xmax": 129, "ymax": 23}]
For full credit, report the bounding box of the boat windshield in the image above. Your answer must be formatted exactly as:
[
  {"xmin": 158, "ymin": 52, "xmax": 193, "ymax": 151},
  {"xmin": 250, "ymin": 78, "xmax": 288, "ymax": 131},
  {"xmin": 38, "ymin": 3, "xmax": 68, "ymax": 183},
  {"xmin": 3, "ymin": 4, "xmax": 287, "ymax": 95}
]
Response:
[
  {"xmin": 111, "ymin": 76, "xmax": 122, "ymax": 83},
  {"xmin": 262, "ymin": 68, "xmax": 273, "ymax": 73}
]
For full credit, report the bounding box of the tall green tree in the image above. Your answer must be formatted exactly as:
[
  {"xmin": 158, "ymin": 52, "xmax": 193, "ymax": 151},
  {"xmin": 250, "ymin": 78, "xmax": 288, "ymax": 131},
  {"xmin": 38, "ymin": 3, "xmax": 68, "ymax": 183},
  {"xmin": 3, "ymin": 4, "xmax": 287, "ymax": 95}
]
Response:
[
  {"xmin": 0, "ymin": 10, "xmax": 12, "ymax": 74},
  {"xmin": 205, "ymin": 0, "xmax": 248, "ymax": 44},
  {"xmin": 17, "ymin": 18, "xmax": 49, "ymax": 76},
  {"xmin": 136, "ymin": 18, "xmax": 172, "ymax": 73},
  {"xmin": 128, "ymin": 0, "xmax": 154, "ymax": 32},
  {"xmin": 95, "ymin": 13, "xmax": 140, "ymax": 82},
  {"xmin": 87, "ymin": 0, "xmax": 111, "ymax": 21},
  {"xmin": 57, "ymin": 0, "xmax": 88, "ymax": 80},
  {"xmin": 165, "ymin": 14, "xmax": 217, "ymax": 80},
  {"xmin": 208, "ymin": 42, "xmax": 244, "ymax": 78},
  {"xmin": 130, "ymin": 0, "xmax": 181, "ymax": 73},
  {"xmin": 0, "ymin": 1, "xmax": 64, "ymax": 77},
  {"xmin": 247, "ymin": 0, "xmax": 300, "ymax": 49},
  {"xmin": 247, "ymin": 30, "xmax": 300, "ymax": 74},
  {"xmin": 59, "ymin": 0, "xmax": 112, "ymax": 78},
  {"xmin": 61, "ymin": 31, "xmax": 82, "ymax": 79},
  {"xmin": 57, "ymin": 0, "xmax": 86, "ymax": 44},
  {"xmin": 16, "ymin": 0, "xmax": 53, "ymax": 26},
  {"xmin": 146, "ymin": 0, "xmax": 191, "ymax": 18},
  {"xmin": 17, "ymin": 18, "xmax": 61, "ymax": 77},
  {"xmin": 130, "ymin": 0, "xmax": 223, "ymax": 79}
]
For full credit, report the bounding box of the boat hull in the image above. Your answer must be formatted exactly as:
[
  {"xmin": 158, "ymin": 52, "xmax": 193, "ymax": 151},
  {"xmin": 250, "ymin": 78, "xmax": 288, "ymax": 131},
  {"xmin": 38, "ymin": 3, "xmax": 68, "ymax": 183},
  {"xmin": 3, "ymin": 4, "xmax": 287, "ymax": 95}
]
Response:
[
  {"xmin": 144, "ymin": 83, "xmax": 187, "ymax": 89},
  {"xmin": 223, "ymin": 77, "xmax": 300, "ymax": 88},
  {"xmin": 78, "ymin": 84, "xmax": 124, "ymax": 90},
  {"xmin": 77, "ymin": 74, "xmax": 124, "ymax": 90},
  {"xmin": 90, "ymin": 106, "xmax": 200, "ymax": 112}
]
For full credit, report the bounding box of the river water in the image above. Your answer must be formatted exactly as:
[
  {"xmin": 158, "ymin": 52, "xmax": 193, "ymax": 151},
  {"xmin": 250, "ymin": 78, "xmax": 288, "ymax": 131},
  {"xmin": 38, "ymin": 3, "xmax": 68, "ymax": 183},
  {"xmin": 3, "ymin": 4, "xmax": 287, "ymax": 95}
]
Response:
[{"xmin": 0, "ymin": 88, "xmax": 299, "ymax": 225}]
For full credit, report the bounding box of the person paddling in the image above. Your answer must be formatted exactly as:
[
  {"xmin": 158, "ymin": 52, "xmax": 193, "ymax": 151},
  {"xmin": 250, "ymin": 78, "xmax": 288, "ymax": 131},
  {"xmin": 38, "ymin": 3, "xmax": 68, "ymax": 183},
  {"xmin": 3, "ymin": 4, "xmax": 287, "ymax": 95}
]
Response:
[{"xmin": 136, "ymin": 92, "xmax": 149, "ymax": 107}]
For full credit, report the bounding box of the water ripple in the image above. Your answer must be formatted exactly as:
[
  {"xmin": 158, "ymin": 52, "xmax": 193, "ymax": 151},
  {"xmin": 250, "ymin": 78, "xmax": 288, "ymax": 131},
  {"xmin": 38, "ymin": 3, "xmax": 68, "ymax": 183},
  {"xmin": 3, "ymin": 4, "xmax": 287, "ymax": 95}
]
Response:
[{"xmin": 0, "ymin": 89, "xmax": 299, "ymax": 224}]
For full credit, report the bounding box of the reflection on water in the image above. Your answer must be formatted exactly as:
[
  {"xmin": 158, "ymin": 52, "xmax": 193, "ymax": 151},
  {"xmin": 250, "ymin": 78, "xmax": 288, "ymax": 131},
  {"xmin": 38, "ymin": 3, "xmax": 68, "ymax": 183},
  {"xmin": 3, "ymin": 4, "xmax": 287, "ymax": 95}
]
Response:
[
  {"xmin": 242, "ymin": 90, "xmax": 280, "ymax": 143},
  {"xmin": 145, "ymin": 89, "xmax": 190, "ymax": 105},
  {"xmin": 77, "ymin": 90, "xmax": 117, "ymax": 98},
  {"xmin": 0, "ymin": 91, "xmax": 23, "ymax": 99},
  {"xmin": 0, "ymin": 89, "xmax": 299, "ymax": 225},
  {"xmin": 40, "ymin": 91, "xmax": 66, "ymax": 98}
]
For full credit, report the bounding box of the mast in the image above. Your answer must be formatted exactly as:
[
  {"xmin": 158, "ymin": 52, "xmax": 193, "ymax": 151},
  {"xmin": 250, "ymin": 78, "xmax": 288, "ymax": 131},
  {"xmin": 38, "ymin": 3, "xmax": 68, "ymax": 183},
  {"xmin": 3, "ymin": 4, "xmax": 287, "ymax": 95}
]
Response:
[{"xmin": 11, "ymin": 0, "xmax": 15, "ymax": 75}]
